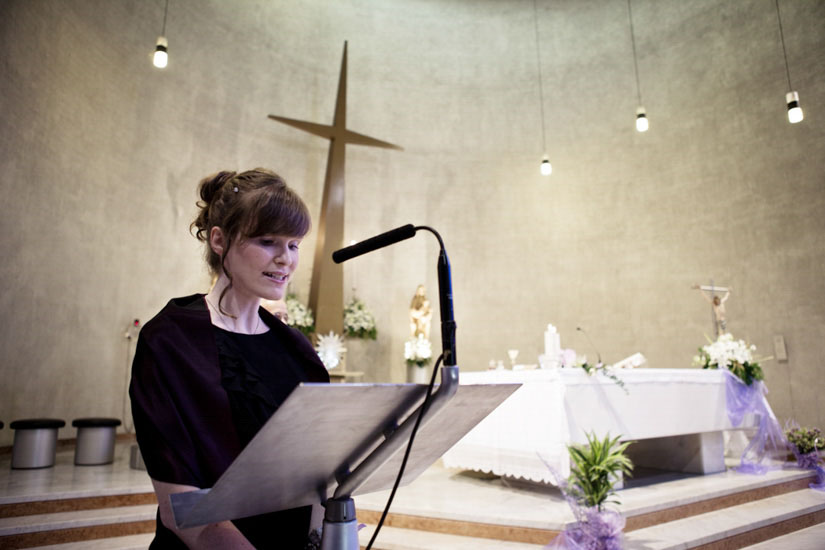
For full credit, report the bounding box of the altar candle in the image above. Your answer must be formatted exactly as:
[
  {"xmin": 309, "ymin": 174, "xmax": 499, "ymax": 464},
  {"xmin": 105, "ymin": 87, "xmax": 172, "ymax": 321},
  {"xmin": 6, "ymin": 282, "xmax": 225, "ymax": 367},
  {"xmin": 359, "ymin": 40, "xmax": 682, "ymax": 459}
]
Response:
[{"xmin": 544, "ymin": 324, "xmax": 561, "ymax": 358}]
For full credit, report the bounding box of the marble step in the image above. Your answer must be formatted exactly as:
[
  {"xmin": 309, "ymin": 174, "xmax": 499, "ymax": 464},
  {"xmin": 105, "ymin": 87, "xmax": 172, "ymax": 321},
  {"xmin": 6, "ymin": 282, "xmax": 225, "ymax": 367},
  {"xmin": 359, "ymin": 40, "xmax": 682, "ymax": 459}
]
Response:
[
  {"xmin": 28, "ymin": 533, "xmax": 155, "ymax": 550},
  {"xmin": 18, "ymin": 514, "xmax": 825, "ymax": 550},
  {"xmin": 352, "ymin": 467, "xmax": 818, "ymax": 545},
  {"xmin": 624, "ymin": 488, "xmax": 825, "ymax": 550},
  {"xmin": 358, "ymin": 523, "xmax": 547, "ymax": 549},
  {"xmin": 0, "ymin": 504, "xmax": 156, "ymax": 548},
  {"xmin": 741, "ymin": 521, "xmax": 825, "ymax": 549},
  {"xmin": 357, "ymin": 489, "xmax": 825, "ymax": 550}
]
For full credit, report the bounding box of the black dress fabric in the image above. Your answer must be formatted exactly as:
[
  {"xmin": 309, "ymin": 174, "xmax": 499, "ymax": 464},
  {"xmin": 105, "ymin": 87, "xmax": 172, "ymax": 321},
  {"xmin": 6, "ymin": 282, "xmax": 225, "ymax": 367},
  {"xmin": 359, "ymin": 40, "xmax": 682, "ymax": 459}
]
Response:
[
  {"xmin": 129, "ymin": 294, "xmax": 329, "ymax": 549},
  {"xmin": 216, "ymin": 327, "xmax": 309, "ymax": 447},
  {"xmin": 213, "ymin": 327, "xmax": 313, "ymax": 548}
]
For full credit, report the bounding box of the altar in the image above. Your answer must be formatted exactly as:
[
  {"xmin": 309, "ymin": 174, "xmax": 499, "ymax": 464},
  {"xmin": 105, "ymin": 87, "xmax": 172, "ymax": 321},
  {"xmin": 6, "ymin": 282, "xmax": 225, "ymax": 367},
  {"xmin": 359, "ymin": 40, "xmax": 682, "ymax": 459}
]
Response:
[{"xmin": 442, "ymin": 368, "xmax": 755, "ymax": 484}]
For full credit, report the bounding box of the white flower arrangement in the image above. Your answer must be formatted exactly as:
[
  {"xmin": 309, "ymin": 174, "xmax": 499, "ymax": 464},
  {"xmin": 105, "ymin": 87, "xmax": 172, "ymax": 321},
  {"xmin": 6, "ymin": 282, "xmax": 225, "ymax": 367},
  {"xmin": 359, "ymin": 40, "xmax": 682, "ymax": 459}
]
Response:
[
  {"xmin": 343, "ymin": 297, "xmax": 377, "ymax": 340},
  {"xmin": 285, "ymin": 294, "xmax": 314, "ymax": 337},
  {"xmin": 693, "ymin": 333, "xmax": 765, "ymax": 385},
  {"xmin": 315, "ymin": 331, "xmax": 346, "ymax": 370},
  {"xmin": 405, "ymin": 334, "xmax": 432, "ymax": 367}
]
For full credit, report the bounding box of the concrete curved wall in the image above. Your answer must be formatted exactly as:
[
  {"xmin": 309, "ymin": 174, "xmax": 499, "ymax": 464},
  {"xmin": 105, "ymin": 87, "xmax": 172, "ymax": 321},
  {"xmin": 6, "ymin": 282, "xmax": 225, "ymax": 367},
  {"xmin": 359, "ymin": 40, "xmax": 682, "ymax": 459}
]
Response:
[{"xmin": 1, "ymin": 0, "xmax": 823, "ymax": 445}]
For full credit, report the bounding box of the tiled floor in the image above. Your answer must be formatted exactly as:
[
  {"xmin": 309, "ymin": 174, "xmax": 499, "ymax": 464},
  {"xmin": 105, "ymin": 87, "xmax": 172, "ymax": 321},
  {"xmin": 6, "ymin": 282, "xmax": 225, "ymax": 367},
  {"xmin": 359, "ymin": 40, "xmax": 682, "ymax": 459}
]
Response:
[{"xmin": 0, "ymin": 443, "xmax": 153, "ymax": 506}]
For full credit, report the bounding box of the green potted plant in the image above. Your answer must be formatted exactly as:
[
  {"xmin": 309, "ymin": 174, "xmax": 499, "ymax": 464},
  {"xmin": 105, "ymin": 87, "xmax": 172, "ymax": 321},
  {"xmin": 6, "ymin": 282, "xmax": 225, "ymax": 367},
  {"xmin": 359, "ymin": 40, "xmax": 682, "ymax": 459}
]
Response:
[
  {"xmin": 567, "ymin": 432, "xmax": 633, "ymax": 511},
  {"xmin": 547, "ymin": 432, "xmax": 633, "ymax": 550}
]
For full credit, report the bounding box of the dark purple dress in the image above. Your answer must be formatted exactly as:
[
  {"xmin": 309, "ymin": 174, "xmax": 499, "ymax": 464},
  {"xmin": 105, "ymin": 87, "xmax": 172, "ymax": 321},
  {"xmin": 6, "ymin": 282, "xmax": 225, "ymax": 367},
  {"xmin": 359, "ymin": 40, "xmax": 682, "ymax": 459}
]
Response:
[{"xmin": 129, "ymin": 294, "xmax": 329, "ymax": 548}]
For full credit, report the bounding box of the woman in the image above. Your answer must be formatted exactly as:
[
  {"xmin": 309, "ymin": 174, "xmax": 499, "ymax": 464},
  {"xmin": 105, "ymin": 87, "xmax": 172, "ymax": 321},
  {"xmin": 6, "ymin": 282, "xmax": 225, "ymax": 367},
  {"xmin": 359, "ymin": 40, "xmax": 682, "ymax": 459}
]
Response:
[{"xmin": 130, "ymin": 169, "xmax": 329, "ymax": 549}]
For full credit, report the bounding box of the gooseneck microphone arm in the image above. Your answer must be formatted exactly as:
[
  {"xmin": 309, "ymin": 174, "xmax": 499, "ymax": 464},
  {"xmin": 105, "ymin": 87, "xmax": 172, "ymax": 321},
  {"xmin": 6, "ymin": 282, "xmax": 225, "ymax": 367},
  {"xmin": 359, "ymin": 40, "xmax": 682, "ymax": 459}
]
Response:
[{"xmin": 332, "ymin": 224, "xmax": 456, "ymax": 366}]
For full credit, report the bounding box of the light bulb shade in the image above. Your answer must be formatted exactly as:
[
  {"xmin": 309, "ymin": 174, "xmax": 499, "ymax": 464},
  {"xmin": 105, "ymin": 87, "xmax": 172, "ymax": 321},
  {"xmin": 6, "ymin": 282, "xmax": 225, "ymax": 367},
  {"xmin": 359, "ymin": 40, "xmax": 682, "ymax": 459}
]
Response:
[
  {"xmin": 153, "ymin": 36, "xmax": 168, "ymax": 68},
  {"xmin": 540, "ymin": 159, "xmax": 552, "ymax": 176},
  {"xmin": 786, "ymin": 91, "xmax": 803, "ymax": 124},
  {"xmin": 635, "ymin": 106, "xmax": 648, "ymax": 132}
]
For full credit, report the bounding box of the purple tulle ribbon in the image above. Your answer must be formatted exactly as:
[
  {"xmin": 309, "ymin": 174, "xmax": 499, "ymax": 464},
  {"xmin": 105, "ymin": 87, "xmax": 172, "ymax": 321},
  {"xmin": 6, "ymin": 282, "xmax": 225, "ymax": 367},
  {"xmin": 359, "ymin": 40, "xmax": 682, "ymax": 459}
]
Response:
[
  {"xmin": 723, "ymin": 370, "xmax": 786, "ymax": 474},
  {"xmin": 545, "ymin": 507, "xmax": 625, "ymax": 550}
]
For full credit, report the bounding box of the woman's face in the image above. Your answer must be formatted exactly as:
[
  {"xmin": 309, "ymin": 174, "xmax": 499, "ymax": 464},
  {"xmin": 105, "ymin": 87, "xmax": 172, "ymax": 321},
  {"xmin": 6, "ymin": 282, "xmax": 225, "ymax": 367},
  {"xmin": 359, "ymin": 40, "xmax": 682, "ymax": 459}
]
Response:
[{"xmin": 222, "ymin": 234, "xmax": 301, "ymax": 302}]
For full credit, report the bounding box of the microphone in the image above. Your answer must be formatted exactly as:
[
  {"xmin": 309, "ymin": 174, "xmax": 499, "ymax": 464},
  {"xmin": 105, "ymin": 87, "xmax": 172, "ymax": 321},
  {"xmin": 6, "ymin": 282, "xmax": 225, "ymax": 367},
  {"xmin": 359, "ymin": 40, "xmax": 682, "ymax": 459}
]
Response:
[
  {"xmin": 576, "ymin": 326, "xmax": 602, "ymax": 365},
  {"xmin": 332, "ymin": 224, "xmax": 417, "ymax": 264}
]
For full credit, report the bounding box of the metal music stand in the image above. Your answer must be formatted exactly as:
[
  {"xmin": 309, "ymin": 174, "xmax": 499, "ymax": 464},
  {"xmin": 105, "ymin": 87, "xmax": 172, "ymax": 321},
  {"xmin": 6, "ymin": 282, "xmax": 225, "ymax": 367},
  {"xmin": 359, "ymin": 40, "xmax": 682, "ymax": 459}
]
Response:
[{"xmin": 171, "ymin": 372, "xmax": 519, "ymax": 548}]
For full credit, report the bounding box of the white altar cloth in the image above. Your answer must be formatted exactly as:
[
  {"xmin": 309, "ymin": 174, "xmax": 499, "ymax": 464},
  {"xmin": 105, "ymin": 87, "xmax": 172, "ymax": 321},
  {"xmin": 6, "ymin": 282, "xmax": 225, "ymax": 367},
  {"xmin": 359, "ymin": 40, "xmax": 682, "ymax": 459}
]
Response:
[{"xmin": 442, "ymin": 368, "xmax": 746, "ymax": 484}]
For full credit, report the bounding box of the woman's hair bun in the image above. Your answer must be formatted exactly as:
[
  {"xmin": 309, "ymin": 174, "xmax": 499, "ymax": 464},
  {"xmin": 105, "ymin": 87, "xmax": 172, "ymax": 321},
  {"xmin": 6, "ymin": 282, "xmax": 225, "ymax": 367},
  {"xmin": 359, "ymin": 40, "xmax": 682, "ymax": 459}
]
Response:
[
  {"xmin": 199, "ymin": 171, "xmax": 237, "ymax": 204},
  {"xmin": 191, "ymin": 171, "xmax": 236, "ymax": 241}
]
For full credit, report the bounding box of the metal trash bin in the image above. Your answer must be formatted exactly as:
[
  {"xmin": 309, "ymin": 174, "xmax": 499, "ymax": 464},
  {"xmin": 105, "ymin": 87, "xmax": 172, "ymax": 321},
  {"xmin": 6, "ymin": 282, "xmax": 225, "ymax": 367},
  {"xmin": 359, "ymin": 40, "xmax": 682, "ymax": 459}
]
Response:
[
  {"xmin": 10, "ymin": 418, "xmax": 65, "ymax": 469},
  {"xmin": 72, "ymin": 418, "xmax": 122, "ymax": 465}
]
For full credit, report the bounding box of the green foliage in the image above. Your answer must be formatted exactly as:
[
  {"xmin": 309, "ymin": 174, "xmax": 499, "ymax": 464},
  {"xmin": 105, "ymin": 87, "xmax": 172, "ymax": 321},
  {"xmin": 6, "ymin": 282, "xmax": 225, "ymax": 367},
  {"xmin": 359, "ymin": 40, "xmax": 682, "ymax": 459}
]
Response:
[
  {"xmin": 726, "ymin": 360, "xmax": 764, "ymax": 386},
  {"xmin": 580, "ymin": 362, "xmax": 627, "ymax": 391},
  {"xmin": 785, "ymin": 426, "xmax": 823, "ymax": 455},
  {"xmin": 567, "ymin": 432, "xmax": 633, "ymax": 511}
]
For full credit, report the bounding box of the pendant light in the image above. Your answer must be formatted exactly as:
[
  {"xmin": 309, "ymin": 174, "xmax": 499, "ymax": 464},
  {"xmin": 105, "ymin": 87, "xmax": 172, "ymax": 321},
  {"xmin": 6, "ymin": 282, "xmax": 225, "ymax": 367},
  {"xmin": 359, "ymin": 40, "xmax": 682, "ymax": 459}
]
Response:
[
  {"xmin": 153, "ymin": 0, "xmax": 170, "ymax": 69},
  {"xmin": 775, "ymin": 0, "xmax": 803, "ymax": 123},
  {"xmin": 627, "ymin": 0, "xmax": 648, "ymax": 132},
  {"xmin": 533, "ymin": 0, "xmax": 551, "ymax": 176}
]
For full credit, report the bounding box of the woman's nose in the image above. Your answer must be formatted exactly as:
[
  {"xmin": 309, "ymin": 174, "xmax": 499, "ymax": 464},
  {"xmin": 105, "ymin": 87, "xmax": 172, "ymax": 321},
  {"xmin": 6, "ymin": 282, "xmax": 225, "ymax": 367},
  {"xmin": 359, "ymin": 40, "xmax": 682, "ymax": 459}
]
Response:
[{"xmin": 273, "ymin": 247, "xmax": 289, "ymax": 264}]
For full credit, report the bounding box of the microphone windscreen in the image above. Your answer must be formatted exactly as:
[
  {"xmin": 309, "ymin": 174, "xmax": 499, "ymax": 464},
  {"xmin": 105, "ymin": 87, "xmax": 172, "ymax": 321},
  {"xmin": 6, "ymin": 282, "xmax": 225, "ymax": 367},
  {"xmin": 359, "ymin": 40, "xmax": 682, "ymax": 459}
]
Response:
[{"xmin": 332, "ymin": 224, "xmax": 416, "ymax": 263}]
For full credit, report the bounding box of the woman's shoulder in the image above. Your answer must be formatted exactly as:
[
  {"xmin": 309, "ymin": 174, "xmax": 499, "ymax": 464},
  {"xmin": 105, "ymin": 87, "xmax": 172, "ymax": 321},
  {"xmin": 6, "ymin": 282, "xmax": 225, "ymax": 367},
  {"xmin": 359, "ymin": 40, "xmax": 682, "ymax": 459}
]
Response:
[
  {"xmin": 140, "ymin": 294, "xmax": 209, "ymax": 342},
  {"xmin": 259, "ymin": 308, "xmax": 329, "ymax": 382}
]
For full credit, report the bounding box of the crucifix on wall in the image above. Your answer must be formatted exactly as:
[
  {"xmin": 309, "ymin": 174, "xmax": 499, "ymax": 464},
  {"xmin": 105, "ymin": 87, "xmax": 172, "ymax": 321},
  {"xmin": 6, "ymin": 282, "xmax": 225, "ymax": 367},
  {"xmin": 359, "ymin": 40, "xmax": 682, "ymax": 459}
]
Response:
[
  {"xmin": 269, "ymin": 42, "xmax": 402, "ymax": 339},
  {"xmin": 692, "ymin": 282, "xmax": 731, "ymax": 338}
]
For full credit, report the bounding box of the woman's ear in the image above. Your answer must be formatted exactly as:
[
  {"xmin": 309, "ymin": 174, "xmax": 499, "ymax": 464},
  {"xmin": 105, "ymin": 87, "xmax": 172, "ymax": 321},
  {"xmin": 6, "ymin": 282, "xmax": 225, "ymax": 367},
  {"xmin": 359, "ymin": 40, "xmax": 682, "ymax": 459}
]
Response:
[{"xmin": 210, "ymin": 226, "xmax": 226, "ymax": 256}]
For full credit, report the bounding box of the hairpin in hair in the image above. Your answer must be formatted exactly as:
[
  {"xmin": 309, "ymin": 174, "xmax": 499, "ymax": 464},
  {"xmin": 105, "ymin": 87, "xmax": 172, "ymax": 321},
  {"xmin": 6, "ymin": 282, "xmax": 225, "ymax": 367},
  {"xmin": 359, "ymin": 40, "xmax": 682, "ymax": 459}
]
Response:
[{"xmin": 233, "ymin": 186, "xmax": 239, "ymax": 193}]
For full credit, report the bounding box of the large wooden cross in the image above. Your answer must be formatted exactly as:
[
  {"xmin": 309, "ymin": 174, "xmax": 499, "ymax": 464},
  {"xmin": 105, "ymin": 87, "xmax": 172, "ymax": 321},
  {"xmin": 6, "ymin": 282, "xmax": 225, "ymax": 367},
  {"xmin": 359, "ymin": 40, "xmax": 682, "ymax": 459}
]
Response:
[{"xmin": 269, "ymin": 42, "xmax": 402, "ymax": 338}]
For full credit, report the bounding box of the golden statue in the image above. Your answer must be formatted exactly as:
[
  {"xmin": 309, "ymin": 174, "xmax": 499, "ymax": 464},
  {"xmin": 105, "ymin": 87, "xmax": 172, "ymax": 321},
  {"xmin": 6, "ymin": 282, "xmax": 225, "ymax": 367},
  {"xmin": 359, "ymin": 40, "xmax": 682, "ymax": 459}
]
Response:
[{"xmin": 409, "ymin": 284, "xmax": 432, "ymax": 339}]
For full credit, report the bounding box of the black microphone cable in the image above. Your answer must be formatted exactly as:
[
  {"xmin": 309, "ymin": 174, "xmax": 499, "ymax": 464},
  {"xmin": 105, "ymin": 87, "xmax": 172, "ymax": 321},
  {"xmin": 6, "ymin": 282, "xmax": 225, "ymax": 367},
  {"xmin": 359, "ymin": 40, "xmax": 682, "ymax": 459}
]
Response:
[{"xmin": 364, "ymin": 353, "xmax": 444, "ymax": 550}]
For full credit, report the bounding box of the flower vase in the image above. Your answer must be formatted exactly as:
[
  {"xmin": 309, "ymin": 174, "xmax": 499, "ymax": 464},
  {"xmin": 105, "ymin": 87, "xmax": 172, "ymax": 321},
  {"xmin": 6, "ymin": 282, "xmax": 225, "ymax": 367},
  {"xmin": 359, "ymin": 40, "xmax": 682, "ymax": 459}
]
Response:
[{"xmin": 407, "ymin": 364, "xmax": 429, "ymax": 384}]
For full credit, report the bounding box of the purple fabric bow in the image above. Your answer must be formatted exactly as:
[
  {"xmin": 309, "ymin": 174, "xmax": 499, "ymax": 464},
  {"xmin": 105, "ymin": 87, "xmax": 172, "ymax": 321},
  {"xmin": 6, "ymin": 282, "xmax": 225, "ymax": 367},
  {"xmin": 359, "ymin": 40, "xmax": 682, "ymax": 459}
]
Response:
[
  {"xmin": 813, "ymin": 465, "xmax": 825, "ymax": 491},
  {"xmin": 545, "ymin": 507, "xmax": 626, "ymax": 550},
  {"xmin": 793, "ymin": 448, "xmax": 821, "ymax": 470},
  {"xmin": 543, "ymin": 475, "xmax": 625, "ymax": 550},
  {"xmin": 789, "ymin": 443, "xmax": 825, "ymax": 491},
  {"xmin": 537, "ymin": 458, "xmax": 626, "ymax": 550},
  {"xmin": 723, "ymin": 370, "xmax": 786, "ymax": 474}
]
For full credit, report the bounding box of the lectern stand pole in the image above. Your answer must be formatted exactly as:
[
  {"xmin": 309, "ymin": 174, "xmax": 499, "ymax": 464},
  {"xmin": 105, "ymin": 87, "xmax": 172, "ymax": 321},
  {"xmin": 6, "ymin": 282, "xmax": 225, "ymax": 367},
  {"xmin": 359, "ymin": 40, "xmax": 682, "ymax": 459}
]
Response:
[
  {"xmin": 320, "ymin": 496, "xmax": 359, "ymax": 550},
  {"xmin": 321, "ymin": 364, "xmax": 459, "ymax": 549}
]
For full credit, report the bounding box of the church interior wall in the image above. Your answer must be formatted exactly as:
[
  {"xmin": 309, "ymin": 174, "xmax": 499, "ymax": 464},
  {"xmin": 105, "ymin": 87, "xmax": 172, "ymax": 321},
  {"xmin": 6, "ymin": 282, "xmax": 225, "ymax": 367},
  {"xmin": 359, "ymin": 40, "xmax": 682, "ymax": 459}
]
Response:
[{"xmin": 0, "ymin": 0, "xmax": 823, "ymax": 447}]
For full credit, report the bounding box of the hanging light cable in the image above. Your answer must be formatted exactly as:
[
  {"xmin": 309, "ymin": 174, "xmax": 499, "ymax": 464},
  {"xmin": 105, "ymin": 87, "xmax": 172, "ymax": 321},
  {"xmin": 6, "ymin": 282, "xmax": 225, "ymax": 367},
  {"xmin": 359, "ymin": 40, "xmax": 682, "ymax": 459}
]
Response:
[
  {"xmin": 153, "ymin": 0, "xmax": 170, "ymax": 69},
  {"xmin": 532, "ymin": 0, "xmax": 552, "ymax": 176},
  {"xmin": 775, "ymin": 0, "xmax": 802, "ymax": 123},
  {"xmin": 627, "ymin": 0, "xmax": 648, "ymax": 132}
]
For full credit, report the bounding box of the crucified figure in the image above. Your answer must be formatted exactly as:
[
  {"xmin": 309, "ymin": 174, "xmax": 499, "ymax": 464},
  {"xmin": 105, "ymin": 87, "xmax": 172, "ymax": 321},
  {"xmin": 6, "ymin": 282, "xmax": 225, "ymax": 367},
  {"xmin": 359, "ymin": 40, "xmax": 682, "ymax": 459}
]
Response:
[{"xmin": 692, "ymin": 284, "xmax": 730, "ymax": 337}]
